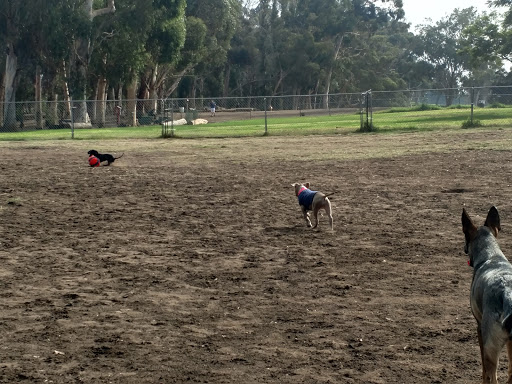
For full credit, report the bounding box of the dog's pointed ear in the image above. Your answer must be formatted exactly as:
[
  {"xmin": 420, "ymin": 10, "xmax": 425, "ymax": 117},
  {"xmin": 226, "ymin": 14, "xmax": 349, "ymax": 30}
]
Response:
[
  {"xmin": 462, "ymin": 208, "xmax": 477, "ymax": 238},
  {"xmin": 305, "ymin": 182, "xmax": 310, "ymax": 188},
  {"xmin": 484, "ymin": 206, "xmax": 501, "ymax": 237}
]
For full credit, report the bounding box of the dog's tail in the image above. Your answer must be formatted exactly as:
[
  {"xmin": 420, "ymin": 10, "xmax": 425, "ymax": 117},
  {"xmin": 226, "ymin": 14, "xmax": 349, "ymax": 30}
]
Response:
[
  {"xmin": 115, "ymin": 153, "xmax": 124, "ymax": 160},
  {"xmin": 324, "ymin": 192, "xmax": 336, "ymax": 198}
]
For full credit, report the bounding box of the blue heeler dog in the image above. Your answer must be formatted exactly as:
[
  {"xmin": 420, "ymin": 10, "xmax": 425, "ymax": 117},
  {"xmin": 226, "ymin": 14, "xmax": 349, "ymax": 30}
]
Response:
[
  {"xmin": 292, "ymin": 182, "xmax": 333, "ymax": 230},
  {"xmin": 462, "ymin": 206, "xmax": 512, "ymax": 384}
]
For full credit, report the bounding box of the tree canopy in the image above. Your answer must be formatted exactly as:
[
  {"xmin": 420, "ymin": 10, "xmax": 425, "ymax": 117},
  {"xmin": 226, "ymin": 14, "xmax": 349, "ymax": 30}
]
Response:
[{"xmin": 0, "ymin": 0, "xmax": 509, "ymax": 123}]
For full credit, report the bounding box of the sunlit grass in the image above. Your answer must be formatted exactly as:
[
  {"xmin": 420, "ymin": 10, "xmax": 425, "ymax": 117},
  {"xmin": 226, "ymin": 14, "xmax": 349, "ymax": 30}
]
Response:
[{"xmin": 0, "ymin": 106, "xmax": 510, "ymax": 140}]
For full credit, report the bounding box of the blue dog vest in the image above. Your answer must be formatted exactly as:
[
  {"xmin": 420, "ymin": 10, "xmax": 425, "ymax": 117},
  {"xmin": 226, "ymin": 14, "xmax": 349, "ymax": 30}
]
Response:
[{"xmin": 297, "ymin": 187, "xmax": 317, "ymax": 209}]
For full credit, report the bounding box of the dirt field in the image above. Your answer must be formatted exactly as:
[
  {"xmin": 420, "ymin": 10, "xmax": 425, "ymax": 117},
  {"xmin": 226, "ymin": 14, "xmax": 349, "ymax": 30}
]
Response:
[{"xmin": 2, "ymin": 129, "xmax": 512, "ymax": 383}]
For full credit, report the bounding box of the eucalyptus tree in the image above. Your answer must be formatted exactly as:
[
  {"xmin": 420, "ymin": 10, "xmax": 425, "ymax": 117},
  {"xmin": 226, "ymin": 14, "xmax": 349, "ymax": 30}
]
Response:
[
  {"xmin": 461, "ymin": 12, "xmax": 512, "ymax": 66},
  {"xmin": 88, "ymin": 0, "xmax": 151, "ymax": 126},
  {"xmin": 270, "ymin": 0, "xmax": 406, "ymax": 100},
  {"xmin": 30, "ymin": 1, "xmax": 86, "ymax": 128},
  {"xmin": 67, "ymin": 0, "xmax": 116, "ymax": 125},
  {"xmin": 136, "ymin": 0, "xmax": 187, "ymax": 105},
  {"xmin": 173, "ymin": 0, "xmax": 241, "ymax": 99},
  {"xmin": 87, "ymin": 0, "xmax": 187, "ymax": 125},
  {"xmin": 0, "ymin": 0, "xmax": 38, "ymax": 130},
  {"xmin": 223, "ymin": 7, "xmax": 259, "ymax": 97},
  {"xmin": 415, "ymin": 8, "xmax": 477, "ymax": 105},
  {"xmin": 490, "ymin": 0, "xmax": 512, "ymax": 23},
  {"xmin": 246, "ymin": 0, "xmax": 406, "ymax": 102},
  {"xmin": 347, "ymin": 23, "xmax": 411, "ymax": 92},
  {"xmin": 317, "ymin": 0, "xmax": 406, "ymax": 100},
  {"xmin": 0, "ymin": 0, "xmax": 84, "ymax": 130}
]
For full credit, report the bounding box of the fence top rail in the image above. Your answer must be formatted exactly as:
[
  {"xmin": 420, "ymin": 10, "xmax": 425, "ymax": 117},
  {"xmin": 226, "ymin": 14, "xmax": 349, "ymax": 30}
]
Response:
[
  {"xmin": 4, "ymin": 86, "xmax": 512, "ymax": 105},
  {"xmin": 371, "ymin": 86, "xmax": 512, "ymax": 94}
]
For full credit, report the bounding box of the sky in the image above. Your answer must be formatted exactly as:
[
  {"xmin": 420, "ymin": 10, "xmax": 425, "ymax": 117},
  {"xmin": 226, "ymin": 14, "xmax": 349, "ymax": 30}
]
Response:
[{"xmin": 401, "ymin": 0, "xmax": 504, "ymax": 28}]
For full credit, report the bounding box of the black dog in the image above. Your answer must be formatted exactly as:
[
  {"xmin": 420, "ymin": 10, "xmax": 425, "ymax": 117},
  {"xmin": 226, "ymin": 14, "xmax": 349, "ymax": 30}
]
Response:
[{"xmin": 87, "ymin": 150, "xmax": 124, "ymax": 166}]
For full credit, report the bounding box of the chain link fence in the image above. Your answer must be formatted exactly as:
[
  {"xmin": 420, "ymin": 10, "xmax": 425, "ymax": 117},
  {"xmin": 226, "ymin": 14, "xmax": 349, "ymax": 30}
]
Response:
[{"xmin": 0, "ymin": 86, "xmax": 511, "ymax": 138}]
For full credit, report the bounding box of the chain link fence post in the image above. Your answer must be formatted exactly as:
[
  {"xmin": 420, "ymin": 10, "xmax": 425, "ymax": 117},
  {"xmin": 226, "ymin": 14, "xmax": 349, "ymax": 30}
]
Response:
[
  {"xmin": 70, "ymin": 100, "xmax": 75, "ymax": 139},
  {"xmin": 264, "ymin": 97, "xmax": 268, "ymax": 136},
  {"xmin": 471, "ymin": 87, "xmax": 475, "ymax": 125},
  {"xmin": 359, "ymin": 90, "xmax": 373, "ymax": 132}
]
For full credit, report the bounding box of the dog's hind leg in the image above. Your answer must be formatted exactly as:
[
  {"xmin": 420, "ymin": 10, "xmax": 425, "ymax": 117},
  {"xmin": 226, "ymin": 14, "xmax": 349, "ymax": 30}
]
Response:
[
  {"xmin": 325, "ymin": 198, "xmax": 333, "ymax": 230},
  {"xmin": 313, "ymin": 199, "xmax": 333, "ymax": 230},
  {"xmin": 481, "ymin": 335, "xmax": 502, "ymax": 383},
  {"xmin": 502, "ymin": 312, "xmax": 512, "ymax": 383},
  {"xmin": 301, "ymin": 206, "xmax": 312, "ymax": 227},
  {"xmin": 312, "ymin": 206, "xmax": 321, "ymax": 229},
  {"xmin": 482, "ymin": 354, "xmax": 499, "ymax": 384}
]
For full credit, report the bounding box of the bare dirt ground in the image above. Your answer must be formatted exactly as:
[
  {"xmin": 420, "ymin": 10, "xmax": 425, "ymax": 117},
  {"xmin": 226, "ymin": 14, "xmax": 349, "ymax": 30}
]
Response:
[{"xmin": 2, "ymin": 129, "xmax": 512, "ymax": 383}]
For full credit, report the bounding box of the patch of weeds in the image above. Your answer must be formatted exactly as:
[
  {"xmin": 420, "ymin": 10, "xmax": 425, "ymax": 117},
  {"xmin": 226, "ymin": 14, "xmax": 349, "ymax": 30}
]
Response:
[
  {"xmin": 462, "ymin": 119, "xmax": 483, "ymax": 129},
  {"xmin": 447, "ymin": 104, "xmax": 471, "ymax": 110},
  {"xmin": 417, "ymin": 103, "xmax": 442, "ymax": 111},
  {"xmin": 489, "ymin": 102, "xmax": 507, "ymax": 108},
  {"xmin": 383, "ymin": 103, "xmax": 442, "ymax": 113},
  {"xmin": 359, "ymin": 122, "xmax": 378, "ymax": 133}
]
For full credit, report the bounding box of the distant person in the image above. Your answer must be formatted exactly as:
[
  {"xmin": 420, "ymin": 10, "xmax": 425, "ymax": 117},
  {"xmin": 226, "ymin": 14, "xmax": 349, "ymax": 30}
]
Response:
[{"xmin": 210, "ymin": 100, "xmax": 216, "ymax": 117}]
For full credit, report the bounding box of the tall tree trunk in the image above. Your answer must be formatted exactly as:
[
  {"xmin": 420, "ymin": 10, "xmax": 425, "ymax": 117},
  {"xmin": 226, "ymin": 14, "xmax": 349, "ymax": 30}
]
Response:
[
  {"xmin": 125, "ymin": 78, "xmax": 138, "ymax": 126},
  {"xmin": 3, "ymin": 43, "xmax": 18, "ymax": 132},
  {"xmin": 147, "ymin": 64, "xmax": 158, "ymax": 113},
  {"xmin": 268, "ymin": 68, "xmax": 287, "ymax": 108},
  {"xmin": 108, "ymin": 86, "xmax": 115, "ymax": 102},
  {"xmin": 35, "ymin": 66, "xmax": 43, "ymax": 129},
  {"xmin": 71, "ymin": 0, "xmax": 116, "ymax": 125},
  {"xmin": 191, "ymin": 78, "xmax": 197, "ymax": 108},
  {"xmin": 137, "ymin": 73, "xmax": 148, "ymax": 116},
  {"xmin": 117, "ymin": 84, "xmax": 123, "ymax": 101},
  {"xmin": 91, "ymin": 80, "xmax": 98, "ymax": 124},
  {"xmin": 223, "ymin": 63, "xmax": 231, "ymax": 98},
  {"xmin": 0, "ymin": 68, "xmax": 5, "ymax": 127},
  {"xmin": 48, "ymin": 93, "xmax": 58, "ymax": 128},
  {"xmin": 96, "ymin": 76, "xmax": 107, "ymax": 127},
  {"xmin": 164, "ymin": 64, "xmax": 194, "ymax": 98},
  {"xmin": 62, "ymin": 61, "xmax": 72, "ymax": 119},
  {"xmin": 71, "ymin": 37, "xmax": 92, "ymax": 125},
  {"xmin": 323, "ymin": 37, "xmax": 343, "ymax": 109}
]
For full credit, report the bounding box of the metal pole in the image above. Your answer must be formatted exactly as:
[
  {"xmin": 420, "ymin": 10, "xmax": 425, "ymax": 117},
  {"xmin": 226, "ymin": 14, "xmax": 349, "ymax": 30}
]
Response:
[
  {"xmin": 369, "ymin": 90, "xmax": 373, "ymax": 129},
  {"xmin": 366, "ymin": 92, "xmax": 369, "ymax": 128},
  {"xmin": 162, "ymin": 101, "xmax": 167, "ymax": 137},
  {"xmin": 264, "ymin": 97, "xmax": 268, "ymax": 135},
  {"xmin": 161, "ymin": 100, "xmax": 165, "ymax": 137},
  {"xmin": 471, "ymin": 87, "xmax": 475, "ymax": 124},
  {"xmin": 171, "ymin": 100, "xmax": 174, "ymax": 137},
  {"xmin": 70, "ymin": 99, "xmax": 75, "ymax": 139},
  {"xmin": 360, "ymin": 93, "xmax": 364, "ymax": 130}
]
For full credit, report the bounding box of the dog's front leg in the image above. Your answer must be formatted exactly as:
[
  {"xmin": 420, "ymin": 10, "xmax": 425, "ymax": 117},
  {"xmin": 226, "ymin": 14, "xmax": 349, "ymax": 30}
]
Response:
[
  {"xmin": 479, "ymin": 323, "xmax": 500, "ymax": 384},
  {"xmin": 301, "ymin": 206, "xmax": 312, "ymax": 227},
  {"xmin": 477, "ymin": 324, "xmax": 491, "ymax": 384},
  {"xmin": 507, "ymin": 340, "xmax": 512, "ymax": 384}
]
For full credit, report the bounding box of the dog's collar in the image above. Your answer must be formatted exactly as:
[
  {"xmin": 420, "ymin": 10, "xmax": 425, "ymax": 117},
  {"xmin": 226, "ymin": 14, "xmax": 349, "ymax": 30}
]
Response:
[{"xmin": 297, "ymin": 186, "xmax": 308, "ymax": 196}]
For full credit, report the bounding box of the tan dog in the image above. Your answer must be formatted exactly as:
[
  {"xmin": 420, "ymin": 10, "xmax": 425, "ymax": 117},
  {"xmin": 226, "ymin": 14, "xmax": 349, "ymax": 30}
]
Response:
[{"xmin": 292, "ymin": 182, "xmax": 333, "ymax": 230}]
